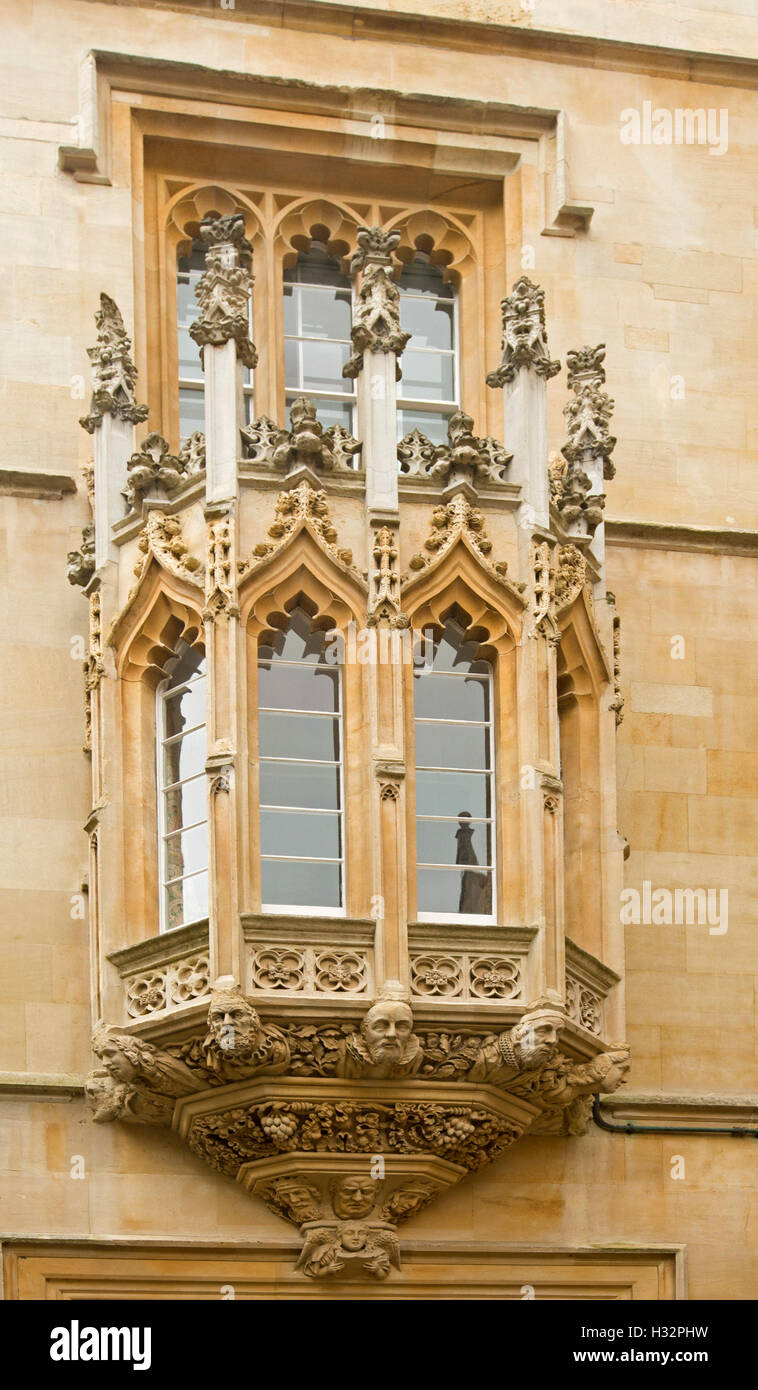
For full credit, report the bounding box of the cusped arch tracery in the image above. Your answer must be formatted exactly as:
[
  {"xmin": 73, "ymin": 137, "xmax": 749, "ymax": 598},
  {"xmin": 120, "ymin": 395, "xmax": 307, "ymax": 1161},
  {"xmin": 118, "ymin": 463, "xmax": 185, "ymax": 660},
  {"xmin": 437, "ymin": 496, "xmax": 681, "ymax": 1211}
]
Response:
[
  {"xmin": 241, "ymin": 542, "xmax": 367, "ymax": 642},
  {"xmin": 383, "ymin": 208, "xmax": 477, "ymax": 283},
  {"xmin": 166, "ymin": 183, "xmax": 264, "ymax": 256},
  {"xmin": 112, "ymin": 577, "xmax": 205, "ymax": 688},
  {"xmin": 275, "ymin": 198, "xmax": 364, "ymax": 271}
]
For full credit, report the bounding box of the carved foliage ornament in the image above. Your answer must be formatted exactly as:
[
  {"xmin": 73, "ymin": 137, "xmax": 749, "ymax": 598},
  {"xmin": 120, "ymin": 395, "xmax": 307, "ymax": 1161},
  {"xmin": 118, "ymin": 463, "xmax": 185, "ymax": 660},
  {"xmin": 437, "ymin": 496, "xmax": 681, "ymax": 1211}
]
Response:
[
  {"xmin": 238, "ymin": 480, "xmax": 360, "ymax": 581},
  {"xmin": 405, "ymin": 492, "xmax": 525, "ymax": 599},
  {"xmin": 79, "ymin": 293, "xmax": 148, "ymax": 434},
  {"xmin": 486, "ymin": 276, "xmax": 560, "ymax": 388},
  {"xmin": 130, "ymin": 512, "xmax": 203, "ymax": 595},
  {"xmin": 67, "ymin": 522, "xmax": 96, "ymax": 588},
  {"xmin": 343, "ymin": 226, "xmax": 410, "ymax": 379},
  {"xmin": 189, "ymin": 211, "xmax": 257, "ymax": 369},
  {"xmin": 123, "ymin": 433, "xmax": 188, "ymax": 511},
  {"xmin": 399, "ymin": 411, "xmax": 511, "ymax": 491},
  {"xmin": 203, "ymin": 514, "xmax": 238, "ymax": 621}
]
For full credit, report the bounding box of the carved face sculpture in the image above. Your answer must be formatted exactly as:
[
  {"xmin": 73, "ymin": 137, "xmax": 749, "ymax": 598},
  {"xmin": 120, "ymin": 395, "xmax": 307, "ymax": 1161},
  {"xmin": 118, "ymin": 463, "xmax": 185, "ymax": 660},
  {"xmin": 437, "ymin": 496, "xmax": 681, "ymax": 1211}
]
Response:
[
  {"xmin": 95, "ymin": 1036, "xmax": 138, "ymax": 1084},
  {"xmin": 206, "ymin": 990, "xmax": 262, "ymax": 1058},
  {"xmin": 331, "ymin": 1175, "xmax": 378, "ymax": 1221},
  {"xmin": 597, "ymin": 1048, "xmax": 631, "ymax": 1094},
  {"xmin": 361, "ymin": 1000, "xmax": 414, "ymax": 1063},
  {"xmin": 511, "ymin": 1008, "xmax": 564, "ymax": 1070},
  {"xmin": 385, "ymin": 1180, "xmax": 435, "ymax": 1221},
  {"xmin": 274, "ymin": 1178, "xmax": 321, "ymax": 1225},
  {"xmin": 85, "ymin": 1070, "xmax": 126, "ymax": 1122}
]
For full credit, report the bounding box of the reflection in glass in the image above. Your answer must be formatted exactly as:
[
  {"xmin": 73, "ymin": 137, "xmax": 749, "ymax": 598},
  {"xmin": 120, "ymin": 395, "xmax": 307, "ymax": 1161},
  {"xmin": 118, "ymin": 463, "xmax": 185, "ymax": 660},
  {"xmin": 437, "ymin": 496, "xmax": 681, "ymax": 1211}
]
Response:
[
  {"xmin": 397, "ymin": 254, "xmax": 458, "ymax": 450},
  {"xmin": 157, "ymin": 644, "xmax": 208, "ymax": 932},
  {"xmin": 258, "ymin": 606, "xmax": 344, "ymax": 910},
  {"xmin": 414, "ymin": 619, "xmax": 495, "ymax": 919}
]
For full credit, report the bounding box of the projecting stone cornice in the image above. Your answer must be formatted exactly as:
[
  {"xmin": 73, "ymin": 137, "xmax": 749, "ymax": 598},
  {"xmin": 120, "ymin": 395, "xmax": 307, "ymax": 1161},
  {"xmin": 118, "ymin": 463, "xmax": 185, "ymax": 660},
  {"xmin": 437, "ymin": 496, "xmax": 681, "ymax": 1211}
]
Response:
[
  {"xmin": 606, "ymin": 519, "xmax": 758, "ymax": 558},
  {"xmin": 0, "ymin": 468, "xmax": 76, "ymax": 499}
]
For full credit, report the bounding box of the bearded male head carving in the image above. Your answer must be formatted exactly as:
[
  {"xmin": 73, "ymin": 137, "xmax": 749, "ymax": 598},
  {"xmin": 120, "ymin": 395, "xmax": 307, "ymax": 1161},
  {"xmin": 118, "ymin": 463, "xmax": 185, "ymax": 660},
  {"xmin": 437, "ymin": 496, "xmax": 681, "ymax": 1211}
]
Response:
[
  {"xmin": 360, "ymin": 999, "xmax": 414, "ymax": 1064},
  {"xmin": 204, "ymin": 984, "xmax": 263, "ymax": 1060},
  {"xmin": 507, "ymin": 1003, "xmax": 565, "ymax": 1071}
]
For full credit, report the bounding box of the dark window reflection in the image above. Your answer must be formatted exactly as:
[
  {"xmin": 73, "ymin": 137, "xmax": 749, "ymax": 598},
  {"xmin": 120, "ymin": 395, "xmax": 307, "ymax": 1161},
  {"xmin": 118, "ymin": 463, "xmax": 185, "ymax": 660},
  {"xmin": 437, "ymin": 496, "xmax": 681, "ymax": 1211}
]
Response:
[{"xmin": 414, "ymin": 619, "xmax": 494, "ymax": 919}]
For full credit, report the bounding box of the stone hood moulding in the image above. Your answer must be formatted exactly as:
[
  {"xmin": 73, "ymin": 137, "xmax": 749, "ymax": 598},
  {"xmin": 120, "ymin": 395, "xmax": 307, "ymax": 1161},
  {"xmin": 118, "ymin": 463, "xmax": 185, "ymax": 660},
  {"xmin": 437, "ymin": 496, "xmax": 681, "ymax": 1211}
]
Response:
[{"xmin": 85, "ymin": 988, "xmax": 630, "ymax": 1282}]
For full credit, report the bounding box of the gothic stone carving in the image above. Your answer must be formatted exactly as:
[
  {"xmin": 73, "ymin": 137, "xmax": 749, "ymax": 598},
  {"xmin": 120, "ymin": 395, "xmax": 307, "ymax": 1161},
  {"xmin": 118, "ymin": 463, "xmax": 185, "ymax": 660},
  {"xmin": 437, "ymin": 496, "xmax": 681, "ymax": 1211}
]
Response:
[
  {"xmin": 404, "ymin": 492, "xmax": 525, "ymax": 599},
  {"xmin": 202, "ymin": 982, "xmax": 290, "ymax": 1080},
  {"xmin": 367, "ymin": 523, "xmax": 408, "ymax": 628},
  {"xmin": 203, "ymin": 514, "xmax": 238, "ymax": 621},
  {"xmin": 85, "ymin": 1023, "xmax": 199, "ymax": 1126},
  {"xmin": 178, "ymin": 430, "xmax": 206, "ymax": 475},
  {"xmin": 189, "ymin": 211, "xmax": 257, "ymax": 368},
  {"xmin": 526, "ymin": 539, "xmax": 560, "ymax": 644},
  {"xmin": 123, "ymin": 433, "xmax": 188, "ymax": 511},
  {"xmin": 79, "ymin": 293, "xmax": 148, "ymax": 434},
  {"xmin": 563, "ymin": 344, "xmax": 617, "ymax": 475},
  {"xmin": 269, "ymin": 397, "xmax": 362, "ymax": 476},
  {"xmin": 67, "ymin": 522, "xmax": 96, "ymax": 587},
  {"xmin": 343, "ymin": 226, "xmax": 410, "ymax": 378},
  {"xmin": 129, "ymin": 511, "xmax": 203, "ymax": 593},
  {"xmin": 238, "ymin": 480, "xmax": 360, "ymax": 581},
  {"xmin": 397, "ymin": 417, "xmax": 510, "ymax": 490},
  {"xmin": 486, "ymin": 276, "xmax": 560, "ymax": 387},
  {"xmin": 553, "ymin": 542, "xmax": 588, "ymax": 612}
]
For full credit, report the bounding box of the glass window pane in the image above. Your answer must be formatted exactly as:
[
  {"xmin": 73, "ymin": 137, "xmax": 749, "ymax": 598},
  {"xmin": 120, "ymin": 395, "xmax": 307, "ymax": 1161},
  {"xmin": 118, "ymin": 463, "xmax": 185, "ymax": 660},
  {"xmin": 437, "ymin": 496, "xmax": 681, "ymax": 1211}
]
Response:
[
  {"xmin": 417, "ymin": 817, "xmax": 491, "ymax": 868},
  {"xmin": 163, "ymin": 680, "xmax": 206, "ymax": 738},
  {"xmin": 258, "ymin": 660, "xmax": 339, "ymax": 712},
  {"xmin": 417, "ymin": 866, "xmax": 492, "ymax": 917},
  {"xmin": 301, "ymin": 339, "xmax": 351, "ymax": 394},
  {"xmin": 415, "ymin": 769, "xmax": 491, "ymax": 820},
  {"xmin": 429, "ymin": 628, "xmax": 488, "ymax": 675},
  {"xmin": 163, "ymin": 775, "xmax": 206, "ymax": 836},
  {"xmin": 261, "ymin": 858, "xmax": 342, "ymax": 909},
  {"xmin": 166, "ymin": 870, "xmax": 209, "ymax": 931},
  {"xmin": 285, "ymin": 337, "xmax": 300, "ymax": 388},
  {"xmin": 299, "ymin": 286, "xmax": 352, "ymax": 340},
  {"xmin": 179, "ymin": 387, "xmax": 205, "ymax": 440},
  {"xmin": 396, "ymin": 409, "xmax": 450, "ymax": 446},
  {"xmin": 163, "ymin": 726, "xmax": 206, "ymax": 785},
  {"xmin": 178, "ymin": 326, "xmax": 202, "ymax": 381},
  {"xmin": 260, "ymin": 809, "xmax": 341, "ymax": 860},
  {"xmin": 164, "ymin": 823, "xmax": 208, "ymax": 881},
  {"xmin": 414, "ymin": 673, "xmax": 490, "ymax": 722},
  {"xmin": 259, "ymin": 711, "xmax": 340, "ymax": 762},
  {"xmin": 400, "ymin": 296, "xmax": 453, "ymax": 351},
  {"xmin": 415, "ymin": 721, "xmax": 490, "ymax": 771},
  {"xmin": 401, "ymin": 348, "xmax": 454, "ymax": 402},
  {"xmin": 260, "ymin": 760, "xmax": 341, "ymax": 810},
  {"xmin": 283, "ymin": 284, "xmax": 298, "ymax": 335}
]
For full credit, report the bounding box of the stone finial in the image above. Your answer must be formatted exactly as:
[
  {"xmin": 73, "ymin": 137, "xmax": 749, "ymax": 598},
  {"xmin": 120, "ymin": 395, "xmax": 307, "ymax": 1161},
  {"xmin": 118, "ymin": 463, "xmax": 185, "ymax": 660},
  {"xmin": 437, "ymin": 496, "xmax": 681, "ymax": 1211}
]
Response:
[
  {"xmin": 270, "ymin": 397, "xmax": 361, "ymax": 476},
  {"xmin": 562, "ymin": 343, "xmax": 617, "ymax": 473},
  {"xmin": 67, "ymin": 521, "xmax": 96, "ymax": 587},
  {"xmin": 398, "ymin": 428, "xmax": 437, "ymax": 477},
  {"xmin": 189, "ymin": 211, "xmax": 257, "ymax": 369},
  {"xmin": 553, "ymin": 344, "xmax": 616, "ymax": 535},
  {"xmin": 122, "ymin": 432, "xmax": 188, "ymax": 510},
  {"xmin": 178, "ymin": 430, "xmax": 206, "ymax": 475},
  {"xmin": 486, "ymin": 276, "xmax": 561, "ymax": 387},
  {"xmin": 79, "ymin": 293, "xmax": 149, "ymax": 434},
  {"xmin": 343, "ymin": 225, "xmax": 410, "ymax": 378},
  {"xmin": 428, "ymin": 410, "xmax": 511, "ymax": 491}
]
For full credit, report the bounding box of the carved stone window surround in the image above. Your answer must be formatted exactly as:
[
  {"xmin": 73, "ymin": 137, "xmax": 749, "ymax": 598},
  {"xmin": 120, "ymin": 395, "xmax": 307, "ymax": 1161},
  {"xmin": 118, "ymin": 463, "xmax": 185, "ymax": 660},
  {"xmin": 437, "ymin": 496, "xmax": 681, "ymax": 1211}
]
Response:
[{"xmin": 564, "ymin": 937, "xmax": 621, "ymax": 1043}]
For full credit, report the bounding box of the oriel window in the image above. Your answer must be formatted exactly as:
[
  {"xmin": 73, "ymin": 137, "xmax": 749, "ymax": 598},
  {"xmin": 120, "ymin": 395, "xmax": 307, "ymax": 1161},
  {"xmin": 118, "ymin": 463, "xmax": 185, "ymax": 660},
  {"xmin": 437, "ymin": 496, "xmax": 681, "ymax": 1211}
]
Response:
[
  {"xmin": 413, "ymin": 619, "xmax": 495, "ymax": 921},
  {"xmin": 257, "ymin": 608, "xmax": 345, "ymax": 913}
]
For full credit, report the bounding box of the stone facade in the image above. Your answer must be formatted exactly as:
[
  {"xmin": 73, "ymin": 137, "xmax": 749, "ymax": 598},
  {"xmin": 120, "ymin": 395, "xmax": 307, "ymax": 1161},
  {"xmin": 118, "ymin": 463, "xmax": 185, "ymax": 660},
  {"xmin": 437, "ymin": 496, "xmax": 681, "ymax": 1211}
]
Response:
[{"xmin": 1, "ymin": 0, "xmax": 757, "ymax": 1301}]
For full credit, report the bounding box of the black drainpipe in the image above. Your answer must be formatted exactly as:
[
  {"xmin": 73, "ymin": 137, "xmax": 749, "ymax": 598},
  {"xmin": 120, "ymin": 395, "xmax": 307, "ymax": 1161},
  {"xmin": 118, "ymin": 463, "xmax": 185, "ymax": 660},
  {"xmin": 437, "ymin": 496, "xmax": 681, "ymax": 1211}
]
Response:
[{"xmin": 592, "ymin": 1095, "xmax": 758, "ymax": 1139}]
